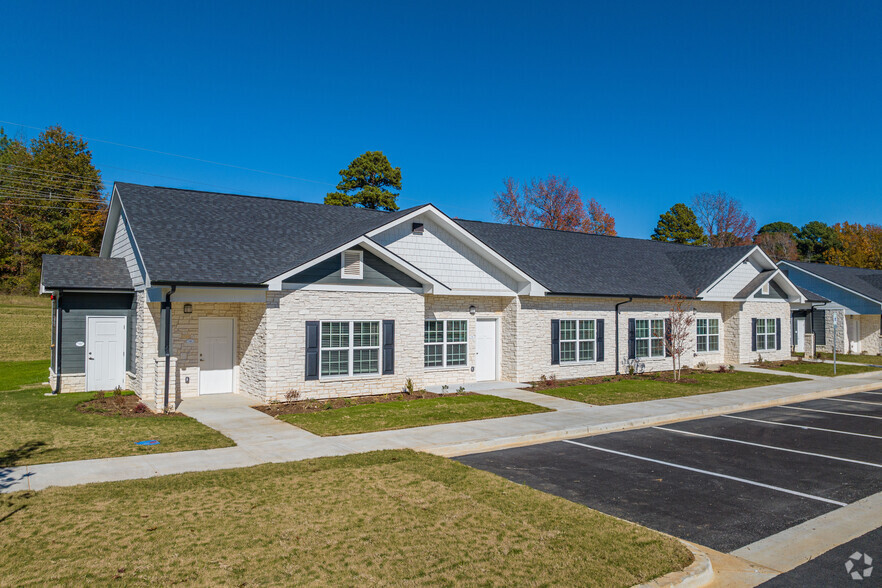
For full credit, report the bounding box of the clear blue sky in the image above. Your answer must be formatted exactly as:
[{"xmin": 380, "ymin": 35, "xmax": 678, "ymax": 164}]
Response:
[{"xmin": 2, "ymin": 1, "xmax": 880, "ymax": 238}]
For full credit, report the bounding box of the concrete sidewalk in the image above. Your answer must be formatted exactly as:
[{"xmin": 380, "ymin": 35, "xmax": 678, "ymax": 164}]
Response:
[{"xmin": 3, "ymin": 372, "xmax": 881, "ymax": 493}]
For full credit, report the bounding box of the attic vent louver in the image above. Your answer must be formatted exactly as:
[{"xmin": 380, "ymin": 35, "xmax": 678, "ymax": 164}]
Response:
[
  {"xmin": 341, "ymin": 250, "xmax": 363, "ymax": 279},
  {"xmin": 412, "ymin": 222, "xmax": 424, "ymax": 235}
]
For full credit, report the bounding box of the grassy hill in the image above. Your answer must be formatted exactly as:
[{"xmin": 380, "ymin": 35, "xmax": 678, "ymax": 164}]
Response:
[{"xmin": 0, "ymin": 294, "xmax": 51, "ymax": 361}]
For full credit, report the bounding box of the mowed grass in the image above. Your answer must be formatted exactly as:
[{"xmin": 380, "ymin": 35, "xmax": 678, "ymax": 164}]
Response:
[
  {"xmin": 536, "ymin": 371, "xmax": 805, "ymax": 405},
  {"xmin": 0, "ymin": 294, "xmax": 50, "ymax": 361},
  {"xmin": 0, "ymin": 360, "xmax": 233, "ymax": 466},
  {"xmin": 278, "ymin": 394, "xmax": 551, "ymax": 436},
  {"xmin": 760, "ymin": 361, "xmax": 882, "ymax": 377},
  {"xmin": 813, "ymin": 352, "xmax": 882, "ymax": 365},
  {"xmin": 0, "ymin": 450, "xmax": 692, "ymax": 586}
]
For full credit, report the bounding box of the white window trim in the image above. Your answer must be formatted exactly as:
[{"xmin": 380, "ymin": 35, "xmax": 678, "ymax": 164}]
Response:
[
  {"xmin": 319, "ymin": 320, "xmax": 381, "ymax": 379},
  {"xmin": 340, "ymin": 250, "xmax": 364, "ymax": 280},
  {"xmin": 761, "ymin": 283, "xmax": 770, "ymax": 296},
  {"xmin": 424, "ymin": 319, "xmax": 469, "ymax": 369},
  {"xmin": 756, "ymin": 318, "xmax": 777, "ymax": 351},
  {"xmin": 696, "ymin": 318, "xmax": 720, "ymax": 354},
  {"xmin": 559, "ymin": 319, "xmax": 597, "ymax": 364},
  {"xmin": 636, "ymin": 318, "xmax": 666, "ymax": 359}
]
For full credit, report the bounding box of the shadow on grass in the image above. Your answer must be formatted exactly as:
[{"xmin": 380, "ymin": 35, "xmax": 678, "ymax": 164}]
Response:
[{"xmin": 0, "ymin": 441, "xmax": 45, "ymax": 492}]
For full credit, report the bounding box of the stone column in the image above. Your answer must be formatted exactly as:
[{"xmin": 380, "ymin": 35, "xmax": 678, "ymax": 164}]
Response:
[
  {"xmin": 153, "ymin": 356, "xmax": 178, "ymax": 412},
  {"xmin": 804, "ymin": 333, "xmax": 815, "ymax": 359}
]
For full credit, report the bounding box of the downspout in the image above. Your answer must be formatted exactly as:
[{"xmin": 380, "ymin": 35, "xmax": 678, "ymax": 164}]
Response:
[
  {"xmin": 163, "ymin": 285, "xmax": 176, "ymax": 410},
  {"xmin": 614, "ymin": 297, "xmax": 632, "ymax": 375},
  {"xmin": 54, "ymin": 290, "xmax": 63, "ymax": 394}
]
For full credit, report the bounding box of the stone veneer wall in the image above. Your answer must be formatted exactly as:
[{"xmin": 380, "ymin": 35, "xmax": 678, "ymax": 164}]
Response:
[
  {"xmin": 857, "ymin": 314, "xmax": 882, "ymax": 355},
  {"xmin": 134, "ymin": 291, "xmax": 160, "ymax": 403},
  {"xmin": 738, "ymin": 300, "xmax": 792, "ymax": 363},
  {"xmin": 817, "ymin": 308, "xmax": 846, "ymax": 354}
]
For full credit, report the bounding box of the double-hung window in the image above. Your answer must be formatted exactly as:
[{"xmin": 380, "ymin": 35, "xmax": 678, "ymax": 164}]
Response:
[
  {"xmin": 424, "ymin": 320, "xmax": 468, "ymax": 368},
  {"xmin": 696, "ymin": 319, "xmax": 720, "ymax": 353},
  {"xmin": 756, "ymin": 318, "xmax": 776, "ymax": 351},
  {"xmin": 320, "ymin": 321, "xmax": 380, "ymax": 377},
  {"xmin": 635, "ymin": 319, "xmax": 665, "ymax": 358},
  {"xmin": 559, "ymin": 319, "xmax": 596, "ymax": 362}
]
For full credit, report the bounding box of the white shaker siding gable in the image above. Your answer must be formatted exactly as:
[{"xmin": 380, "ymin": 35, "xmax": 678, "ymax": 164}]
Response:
[
  {"xmin": 703, "ymin": 257, "xmax": 762, "ymax": 299},
  {"xmin": 374, "ymin": 214, "xmax": 519, "ymax": 293},
  {"xmin": 110, "ymin": 211, "xmax": 145, "ymax": 289}
]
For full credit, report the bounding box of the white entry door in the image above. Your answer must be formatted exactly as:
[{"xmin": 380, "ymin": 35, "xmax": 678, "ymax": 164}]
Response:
[
  {"xmin": 475, "ymin": 319, "xmax": 497, "ymax": 381},
  {"xmin": 794, "ymin": 317, "xmax": 805, "ymax": 353},
  {"xmin": 848, "ymin": 317, "xmax": 861, "ymax": 354},
  {"xmin": 199, "ymin": 318, "xmax": 235, "ymax": 394},
  {"xmin": 86, "ymin": 316, "xmax": 127, "ymax": 391}
]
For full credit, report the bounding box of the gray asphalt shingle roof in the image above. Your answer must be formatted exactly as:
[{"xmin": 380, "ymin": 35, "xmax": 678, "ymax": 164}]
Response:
[
  {"xmin": 783, "ymin": 260, "xmax": 882, "ymax": 304},
  {"xmin": 110, "ymin": 183, "xmax": 760, "ymax": 298},
  {"xmin": 735, "ymin": 270, "xmax": 777, "ymax": 299},
  {"xmin": 41, "ymin": 255, "xmax": 133, "ymax": 290},
  {"xmin": 796, "ymin": 285, "xmax": 829, "ymax": 303},
  {"xmin": 455, "ymin": 220, "xmax": 754, "ymax": 297}
]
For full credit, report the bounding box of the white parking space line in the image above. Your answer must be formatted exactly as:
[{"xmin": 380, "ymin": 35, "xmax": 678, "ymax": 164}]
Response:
[
  {"xmin": 826, "ymin": 397, "xmax": 882, "ymax": 407},
  {"xmin": 781, "ymin": 406, "xmax": 882, "ymax": 420},
  {"xmin": 859, "ymin": 391, "xmax": 882, "ymax": 396},
  {"xmin": 653, "ymin": 426, "xmax": 882, "ymax": 468},
  {"xmin": 721, "ymin": 414, "xmax": 882, "ymax": 440},
  {"xmin": 561, "ymin": 439, "xmax": 847, "ymax": 506}
]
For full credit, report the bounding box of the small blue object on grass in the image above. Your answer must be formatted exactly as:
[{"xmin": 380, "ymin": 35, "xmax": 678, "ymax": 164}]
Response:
[{"xmin": 135, "ymin": 440, "xmax": 160, "ymax": 446}]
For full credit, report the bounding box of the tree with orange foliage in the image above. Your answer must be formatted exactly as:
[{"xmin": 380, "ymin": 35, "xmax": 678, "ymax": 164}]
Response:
[
  {"xmin": 692, "ymin": 191, "xmax": 756, "ymax": 247},
  {"xmin": 825, "ymin": 223, "xmax": 882, "ymax": 269},
  {"xmin": 493, "ymin": 175, "xmax": 616, "ymax": 235}
]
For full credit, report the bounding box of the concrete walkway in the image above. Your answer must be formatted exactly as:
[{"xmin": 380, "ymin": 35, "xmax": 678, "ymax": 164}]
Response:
[
  {"xmin": 732, "ymin": 364, "xmax": 829, "ymax": 380},
  {"xmin": 3, "ymin": 372, "xmax": 881, "ymax": 493}
]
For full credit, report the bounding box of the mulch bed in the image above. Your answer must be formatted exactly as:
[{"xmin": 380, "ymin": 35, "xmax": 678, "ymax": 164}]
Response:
[
  {"xmin": 255, "ymin": 390, "xmax": 474, "ymax": 417},
  {"xmin": 77, "ymin": 393, "xmax": 164, "ymax": 418},
  {"xmin": 530, "ymin": 369, "xmax": 720, "ymax": 391}
]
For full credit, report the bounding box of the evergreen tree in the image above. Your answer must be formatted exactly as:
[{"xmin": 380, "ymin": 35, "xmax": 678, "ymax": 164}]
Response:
[
  {"xmin": 651, "ymin": 203, "xmax": 708, "ymax": 245},
  {"xmin": 324, "ymin": 151, "xmax": 401, "ymax": 211}
]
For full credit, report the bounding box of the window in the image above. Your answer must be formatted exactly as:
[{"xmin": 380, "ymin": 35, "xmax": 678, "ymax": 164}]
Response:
[
  {"xmin": 696, "ymin": 318, "xmax": 720, "ymax": 353},
  {"xmin": 424, "ymin": 320, "xmax": 468, "ymax": 368},
  {"xmin": 340, "ymin": 250, "xmax": 363, "ymax": 279},
  {"xmin": 320, "ymin": 321, "xmax": 380, "ymax": 377},
  {"xmin": 559, "ymin": 319, "xmax": 596, "ymax": 362},
  {"xmin": 761, "ymin": 283, "xmax": 770, "ymax": 296},
  {"xmin": 635, "ymin": 319, "xmax": 665, "ymax": 358},
  {"xmin": 756, "ymin": 318, "xmax": 776, "ymax": 351}
]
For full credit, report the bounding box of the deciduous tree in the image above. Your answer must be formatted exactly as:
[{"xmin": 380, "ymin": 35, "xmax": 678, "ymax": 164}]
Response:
[
  {"xmin": 663, "ymin": 292, "xmax": 695, "ymax": 381},
  {"xmin": 324, "ymin": 151, "xmax": 401, "ymax": 211},
  {"xmin": 692, "ymin": 191, "xmax": 756, "ymax": 247},
  {"xmin": 825, "ymin": 223, "xmax": 882, "ymax": 269},
  {"xmin": 754, "ymin": 232, "xmax": 798, "ymax": 262},
  {"xmin": 583, "ymin": 198, "xmax": 617, "ymax": 236},
  {"xmin": 651, "ymin": 203, "xmax": 708, "ymax": 245}
]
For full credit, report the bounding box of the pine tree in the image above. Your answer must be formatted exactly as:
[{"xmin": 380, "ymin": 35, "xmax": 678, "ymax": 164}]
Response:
[{"xmin": 651, "ymin": 203, "xmax": 708, "ymax": 245}]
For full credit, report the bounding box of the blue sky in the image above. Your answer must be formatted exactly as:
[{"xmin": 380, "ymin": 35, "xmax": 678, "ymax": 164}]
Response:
[{"xmin": 2, "ymin": 1, "xmax": 880, "ymax": 238}]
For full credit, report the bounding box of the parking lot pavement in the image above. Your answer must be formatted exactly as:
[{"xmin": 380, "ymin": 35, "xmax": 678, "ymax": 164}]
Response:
[{"xmin": 456, "ymin": 391, "xmax": 882, "ymax": 555}]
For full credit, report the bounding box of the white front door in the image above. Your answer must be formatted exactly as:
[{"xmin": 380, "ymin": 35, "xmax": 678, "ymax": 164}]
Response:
[
  {"xmin": 848, "ymin": 317, "xmax": 861, "ymax": 354},
  {"xmin": 199, "ymin": 318, "xmax": 235, "ymax": 394},
  {"xmin": 794, "ymin": 317, "xmax": 805, "ymax": 353},
  {"xmin": 475, "ymin": 319, "xmax": 497, "ymax": 381},
  {"xmin": 86, "ymin": 316, "xmax": 127, "ymax": 391}
]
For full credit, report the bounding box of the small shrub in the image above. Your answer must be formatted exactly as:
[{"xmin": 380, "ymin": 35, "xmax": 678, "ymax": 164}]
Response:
[
  {"xmin": 547, "ymin": 374, "xmax": 557, "ymax": 388},
  {"xmin": 93, "ymin": 391, "xmax": 105, "ymax": 401},
  {"xmin": 627, "ymin": 363, "xmax": 636, "ymax": 376},
  {"xmin": 404, "ymin": 378, "xmax": 415, "ymax": 394},
  {"xmin": 456, "ymin": 386, "xmax": 465, "ymax": 394},
  {"xmin": 756, "ymin": 354, "xmax": 764, "ymax": 364},
  {"xmin": 539, "ymin": 374, "xmax": 548, "ymax": 388},
  {"xmin": 133, "ymin": 402, "xmax": 149, "ymax": 414},
  {"xmin": 441, "ymin": 384, "xmax": 449, "ymax": 394},
  {"xmin": 696, "ymin": 361, "xmax": 707, "ymax": 372},
  {"xmin": 323, "ymin": 402, "xmax": 333, "ymax": 411},
  {"xmin": 602, "ymin": 377, "xmax": 611, "ymax": 382},
  {"xmin": 113, "ymin": 386, "xmax": 123, "ymax": 397},
  {"xmin": 716, "ymin": 364, "xmax": 729, "ymax": 373},
  {"xmin": 284, "ymin": 389, "xmax": 301, "ymax": 402}
]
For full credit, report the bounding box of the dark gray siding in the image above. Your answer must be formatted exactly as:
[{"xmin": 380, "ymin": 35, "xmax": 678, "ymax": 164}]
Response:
[
  {"xmin": 59, "ymin": 293, "xmax": 135, "ymax": 373},
  {"xmin": 754, "ymin": 281, "xmax": 788, "ymax": 300},
  {"xmin": 283, "ymin": 246, "xmax": 421, "ymax": 288}
]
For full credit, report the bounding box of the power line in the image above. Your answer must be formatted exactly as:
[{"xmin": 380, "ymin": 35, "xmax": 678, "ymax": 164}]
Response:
[
  {"xmin": 0, "ymin": 186, "xmax": 105, "ymax": 201},
  {"xmin": 0, "ymin": 202, "xmax": 103, "ymax": 212},
  {"xmin": 0, "ymin": 119, "xmax": 336, "ymax": 187}
]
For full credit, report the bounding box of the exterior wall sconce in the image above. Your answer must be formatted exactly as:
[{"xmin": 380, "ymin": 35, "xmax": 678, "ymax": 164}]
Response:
[
  {"xmin": 183, "ymin": 304, "xmax": 193, "ymax": 314},
  {"xmin": 469, "ymin": 305, "xmax": 477, "ymax": 315}
]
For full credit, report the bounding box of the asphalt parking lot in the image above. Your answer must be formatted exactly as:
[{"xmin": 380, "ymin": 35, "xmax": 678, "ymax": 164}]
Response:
[{"xmin": 457, "ymin": 391, "xmax": 882, "ymax": 582}]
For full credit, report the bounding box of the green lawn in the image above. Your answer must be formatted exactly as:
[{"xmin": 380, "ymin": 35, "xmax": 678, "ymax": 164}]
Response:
[
  {"xmin": 759, "ymin": 361, "xmax": 882, "ymax": 377},
  {"xmin": 535, "ymin": 370, "xmax": 805, "ymax": 405},
  {"xmin": 0, "ymin": 450, "xmax": 692, "ymax": 586},
  {"xmin": 0, "ymin": 359, "xmax": 233, "ymax": 466},
  {"xmin": 812, "ymin": 352, "xmax": 882, "ymax": 365},
  {"xmin": 277, "ymin": 394, "xmax": 551, "ymax": 436},
  {"xmin": 0, "ymin": 294, "xmax": 50, "ymax": 361}
]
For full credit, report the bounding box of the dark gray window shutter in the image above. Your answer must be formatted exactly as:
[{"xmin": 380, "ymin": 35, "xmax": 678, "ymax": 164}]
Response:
[
  {"xmin": 382, "ymin": 320, "xmax": 394, "ymax": 375},
  {"xmin": 751, "ymin": 318, "xmax": 757, "ymax": 351},
  {"xmin": 551, "ymin": 319, "xmax": 560, "ymax": 365},
  {"xmin": 596, "ymin": 319, "xmax": 605, "ymax": 362},
  {"xmin": 775, "ymin": 318, "xmax": 782, "ymax": 350},
  {"xmin": 664, "ymin": 318, "xmax": 672, "ymax": 357},
  {"xmin": 813, "ymin": 310, "xmax": 826, "ymax": 345},
  {"xmin": 628, "ymin": 318, "xmax": 636, "ymax": 360},
  {"xmin": 305, "ymin": 321, "xmax": 319, "ymax": 380}
]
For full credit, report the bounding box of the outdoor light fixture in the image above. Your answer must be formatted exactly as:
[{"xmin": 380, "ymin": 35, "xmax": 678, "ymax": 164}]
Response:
[
  {"xmin": 469, "ymin": 305, "xmax": 477, "ymax": 315},
  {"xmin": 183, "ymin": 304, "xmax": 193, "ymax": 314}
]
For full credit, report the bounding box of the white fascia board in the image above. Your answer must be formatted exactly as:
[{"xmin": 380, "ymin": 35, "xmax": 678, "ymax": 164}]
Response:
[
  {"xmin": 697, "ymin": 246, "xmax": 783, "ymax": 299},
  {"xmin": 365, "ymin": 204, "xmax": 548, "ymax": 295},
  {"xmin": 98, "ymin": 185, "xmax": 122, "ymax": 257},
  {"xmin": 740, "ymin": 268, "xmax": 804, "ymax": 302},
  {"xmin": 779, "ymin": 262, "xmax": 882, "ymax": 307},
  {"xmin": 283, "ymin": 283, "xmax": 423, "ymax": 294},
  {"xmin": 264, "ymin": 236, "xmax": 448, "ymax": 293}
]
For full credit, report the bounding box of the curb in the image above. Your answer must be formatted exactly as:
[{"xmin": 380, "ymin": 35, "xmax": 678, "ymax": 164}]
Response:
[
  {"xmin": 425, "ymin": 380, "xmax": 881, "ymax": 457},
  {"xmin": 636, "ymin": 542, "xmax": 714, "ymax": 588}
]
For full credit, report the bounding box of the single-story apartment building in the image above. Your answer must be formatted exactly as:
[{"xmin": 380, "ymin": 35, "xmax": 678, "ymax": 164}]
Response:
[
  {"xmin": 41, "ymin": 183, "xmax": 807, "ymax": 410},
  {"xmin": 779, "ymin": 260, "xmax": 882, "ymax": 356}
]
